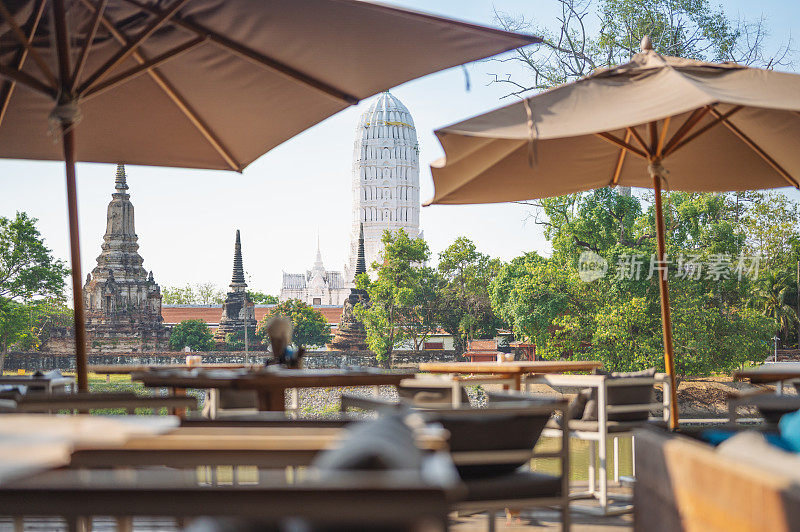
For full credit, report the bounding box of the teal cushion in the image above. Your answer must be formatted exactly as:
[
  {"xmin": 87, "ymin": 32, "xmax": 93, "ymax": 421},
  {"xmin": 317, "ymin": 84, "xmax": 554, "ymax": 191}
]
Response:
[{"xmin": 779, "ymin": 409, "xmax": 800, "ymax": 453}]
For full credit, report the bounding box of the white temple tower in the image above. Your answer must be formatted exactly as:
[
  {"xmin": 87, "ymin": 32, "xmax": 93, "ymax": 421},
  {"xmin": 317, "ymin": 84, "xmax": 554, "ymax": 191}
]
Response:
[{"xmin": 345, "ymin": 92, "xmax": 421, "ymax": 279}]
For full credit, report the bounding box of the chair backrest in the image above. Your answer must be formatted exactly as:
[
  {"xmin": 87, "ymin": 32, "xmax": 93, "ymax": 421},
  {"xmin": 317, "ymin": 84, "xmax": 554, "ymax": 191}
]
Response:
[
  {"xmin": 601, "ymin": 369, "xmax": 657, "ymax": 421},
  {"xmin": 398, "ymin": 383, "xmax": 470, "ymax": 408},
  {"xmin": 216, "ymin": 389, "xmax": 259, "ymax": 409},
  {"xmin": 423, "ymin": 401, "xmax": 561, "ymax": 478}
]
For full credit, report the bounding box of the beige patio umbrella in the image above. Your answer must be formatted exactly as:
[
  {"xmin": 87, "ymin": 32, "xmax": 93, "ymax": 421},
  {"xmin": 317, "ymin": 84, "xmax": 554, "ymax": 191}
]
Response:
[
  {"xmin": 427, "ymin": 37, "xmax": 800, "ymax": 428},
  {"xmin": 0, "ymin": 0, "xmax": 538, "ymax": 390}
]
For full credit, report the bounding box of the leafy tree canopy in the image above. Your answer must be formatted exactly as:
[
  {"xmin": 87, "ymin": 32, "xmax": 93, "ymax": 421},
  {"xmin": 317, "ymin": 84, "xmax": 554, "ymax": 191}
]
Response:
[
  {"xmin": 355, "ymin": 229, "xmax": 434, "ymax": 362},
  {"xmin": 247, "ymin": 291, "xmax": 279, "ymax": 305},
  {"xmin": 491, "ymin": 0, "xmax": 792, "ymax": 97},
  {"xmin": 257, "ymin": 299, "xmax": 330, "ymax": 348},
  {"xmin": 0, "ymin": 212, "xmax": 67, "ymax": 302},
  {"xmin": 169, "ymin": 319, "xmax": 214, "ymax": 351},
  {"xmin": 437, "ymin": 237, "xmax": 505, "ymax": 352}
]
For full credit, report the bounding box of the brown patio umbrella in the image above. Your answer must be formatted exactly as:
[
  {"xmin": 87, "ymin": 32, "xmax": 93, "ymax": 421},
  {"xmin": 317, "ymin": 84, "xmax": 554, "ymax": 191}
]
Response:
[
  {"xmin": 427, "ymin": 37, "xmax": 800, "ymax": 428},
  {"xmin": 0, "ymin": 0, "xmax": 538, "ymax": 391}
]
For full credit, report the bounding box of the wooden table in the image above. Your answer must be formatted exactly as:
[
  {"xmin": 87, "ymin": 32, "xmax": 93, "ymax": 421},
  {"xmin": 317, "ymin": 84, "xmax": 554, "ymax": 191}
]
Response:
[
  {"xmin": 418, "ymin": 360, "xmax": 603, "ymax": 391},
  {"xmin": 733, "ymin": 362, "xmax": 800, "ymax": 394},
  {"xmin": 0, "ymin": 417, "xmax": 454, "ymax": 530},
  {"xmin": 89, "ymin": 363, "xmax": 261, "ymax": 375},
  {"xmin": 0, "ymin": 415, "xmax": 179, "ymax": 483},
  {"xmin": 733, "ymin": 362, "xmax": 800, "ymax": 384},
  {"xmin": 69, "ymin": 425, "xmax": 448, "ymax": 468},
  {"xmin": 0, "ymin": 374, "xmax": 75, "ymax": 393},
  {"xmin": 0, "ymin": 468, "xmax": 453, "ymax": 530},
  {"xmin": 133, "ymin": 368, "xmax": 416, "ymax": 412}
]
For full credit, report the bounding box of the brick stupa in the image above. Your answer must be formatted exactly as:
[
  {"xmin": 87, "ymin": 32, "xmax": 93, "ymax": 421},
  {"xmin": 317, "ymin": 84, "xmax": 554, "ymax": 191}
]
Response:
[
  {"xmin": 330, "ymin": 224, "xmax": 369, "ymax": 351},
  {"xmin": 214, "ymin": 230, "xmax": 256, "ymax": 340}
]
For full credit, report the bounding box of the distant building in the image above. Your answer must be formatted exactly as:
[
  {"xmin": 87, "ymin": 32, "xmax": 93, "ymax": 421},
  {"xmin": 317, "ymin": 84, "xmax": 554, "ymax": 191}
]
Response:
[
  {"xmin": 279, "ymin": 238, "xmax": 349, "ymax": 305},
  {"xmin": 345, "ymin": 91, "xmax": 422, "ymax": 279},
  {"xmin": 48, "ymin": 165, "xmax": 169, "ymax": 353},
  {"xmin": 280, "ymin": 92, "xmax": 422, "ymax": 303}
]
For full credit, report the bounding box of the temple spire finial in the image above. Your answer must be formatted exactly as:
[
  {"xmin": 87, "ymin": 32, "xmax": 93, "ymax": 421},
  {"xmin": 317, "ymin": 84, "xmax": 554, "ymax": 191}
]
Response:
[
  {"xmin": 230, "ymin": 230, "xmax": 246, "ymax": 287},
  {"xmin": 115, "ymin": 163, "xmax": 128, "ymax": 192},
  {"xmin": 313, "ymin": 229, "xmax": 324, "ymax": 269}
]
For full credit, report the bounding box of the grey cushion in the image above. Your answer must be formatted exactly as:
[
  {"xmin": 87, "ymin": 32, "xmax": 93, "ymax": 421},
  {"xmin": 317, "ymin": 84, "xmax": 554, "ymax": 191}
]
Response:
[
  {"xmin": 429, "ymin": 411, "xmax": 550, "ymax": 479},
  {"xmin": 582, "ymin": 368, "xmax": 656, "ymax": 422},
  {"xmin": 312, "ymin": 415, "xmax": 422, "ymax": 472},
  {"xmin": 463, "ymin": 471, "xmax": 561, "ymax": 501},
  {"xmin": 398, "ymin": 384, "xmax": 470, "ymax": 407}
]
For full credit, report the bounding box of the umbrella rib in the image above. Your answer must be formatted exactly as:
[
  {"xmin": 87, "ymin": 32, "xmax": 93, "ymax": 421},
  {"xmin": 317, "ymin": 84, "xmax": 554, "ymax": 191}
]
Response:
[
  {"xmin": 69, "ymin": 0, "xmax": 108, "ymax": 93},
  {"xmin": 119, "ymin": 0, "xmax": 360, "ymax": 105},
  {"xmin": 82, "ymin": 36, "xmax": 207, "ymax": 100},
  {"xmin": 76, "ymin": 0, "xmax": 191, "ymax": 96},
  {"xmin": 661, "ymin": 107, "xmax": 710, "ymax": 157},
  {"xmin": 664, "ymin": 105, "xmax": 743, "ymax": 157},
  {"xmin": 0, "ymin": 62, "xmax": 56, "ymax": 97},
  {"xmin": 82, "ymin": 1, "xmax": 239, "ymax": 171},
  {"xmin": 0, "ymin": 0, "xmax": 57, "ymax": 87},
  {"xmin": 595, "ymin": 132, "xmax": 648, "ymax": 159},
  {"xmin": 708, "ymin": 107, "xmax": 800, "ymax": 189},
  {"xmin": 0, "ymin": 0, "xmax": 46, "ymax": 130},
  {"xmin": 655, "ymin": 116, "xmax": 671, "ymax": 158},
  {"xmin": 626, "ymin": 126, "xmax": 649, "ymax": 154},
  {"xmin": 610, "ymin": 130, "xmax": 632, "ymax": 186}
]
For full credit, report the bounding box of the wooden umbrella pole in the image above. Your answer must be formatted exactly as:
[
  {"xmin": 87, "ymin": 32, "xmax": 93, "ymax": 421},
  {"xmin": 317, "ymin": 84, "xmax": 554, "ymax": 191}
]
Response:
[
  {"xmin": 650, "ymin": 163, "xmax": 679, "ymax": 429},
  {"xmin": 63, "ymin": 125, "xmax": 89, "ymax": 392}
]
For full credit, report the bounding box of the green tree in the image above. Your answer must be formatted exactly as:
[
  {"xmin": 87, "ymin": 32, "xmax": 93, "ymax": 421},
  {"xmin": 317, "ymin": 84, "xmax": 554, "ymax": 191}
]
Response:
[
  {"xmin": 195, "ymin": 282, "xmax": 225, "ymax": 305},
  {"xmin": 491, "ymin": 187, "xmax": 775, "ymax": 376},
  {"xmin": 0, "ymin": 213, "xmax": 69, "ymax": 357},
  {"xmin": 437, "ymin": 237, "xmax": 504, "ymax": 353},
  {"xmin": 224, "ymin": 327, "xmax": 260, "ymax": 351},
  {"xmin": 169, "ymin": 319, "xmax": 214, "ymax": 351},
  {"xmin": 0, "ymin": 299, "xmax": 28, "ymax": 353},
  {"xmin": 491, "ymin": 0, "xmax": 790, "ymax": 98},
  {"xmin": 355, "ymin": 229, "xmax": 431, "ymax": 364},
  {"xmin": 162, "ymin": 284, "xmax": 196, "ymax": 305},
  {"xmin": 257, "ymin": 299, "xmax": 330, "ymax": 348},
  {"xmin": 247, "ymin": 291, "xmax": 279, "ymax": 304},
  {"xmin": 0, "ymin": 212, "xmax": 67, "ymax": 302},
  {"xmin": 11, "ymin": 298, "xmax": 73, "ymax": 352},
  {"xmin": 749, "ymin": 271, "xmax": 799, "ymax": 341}
]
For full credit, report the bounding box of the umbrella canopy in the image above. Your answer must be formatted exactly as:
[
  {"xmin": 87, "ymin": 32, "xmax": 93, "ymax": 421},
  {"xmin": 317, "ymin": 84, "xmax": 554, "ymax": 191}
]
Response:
[
  {"xmin": 427, "ymin": 38, "xmax": 800, "ymax": 428},
  {"xmin": 0, "ymin": 0, "xmax": 538, "ymax": 390},
  {"xmin": 1, "ymin": 0, "xmax": 538, "ymax": 170}
]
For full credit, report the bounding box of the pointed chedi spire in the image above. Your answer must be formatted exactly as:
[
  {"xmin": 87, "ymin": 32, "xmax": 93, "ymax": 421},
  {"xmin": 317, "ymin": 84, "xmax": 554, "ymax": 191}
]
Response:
[
  {"xmin": 115, "ymin": 163, "xmax": 128, "ymax": 192},
  {"xmin": 355, "ymin": 223, "xmax": 366, "ymax": 276},
  {"xmin": 230, "ymin": 230, "xmax": 246, "ymax": 287},
  {"xmin": 313, "ymin": 230, "xmax": 324, "ymax": 270}
]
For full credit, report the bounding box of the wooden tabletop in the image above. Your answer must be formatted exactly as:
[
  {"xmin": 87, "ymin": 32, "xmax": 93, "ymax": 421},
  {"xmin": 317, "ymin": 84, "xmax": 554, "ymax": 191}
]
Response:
[
  {"xmin": 89, "ymin": 363, "xmax": 261, "ymax": 375},
  {"xmin": 234, "ymin": 369, "xmax": 417, "ymax": 390},
  {"xmin": 0, "ymin": 415, "xmax": 179, "ymax": 483},
  {"xmin": 732, "ymin": 362, "xmax": 800, "ymax": 384},
  {"xmin": 418, "ymin": 360, "xmax": 602, "ymax": 375},
  {"xmin": 132, "ymin": 368, "xmax": 416, "ymax": 391}
]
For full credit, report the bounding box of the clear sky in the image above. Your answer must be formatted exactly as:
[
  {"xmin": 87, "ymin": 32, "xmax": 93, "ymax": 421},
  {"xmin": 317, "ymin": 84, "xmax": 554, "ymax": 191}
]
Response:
[{"xmin": 1, "ymin": 0, "xmax": 799, "ymax": 297}]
